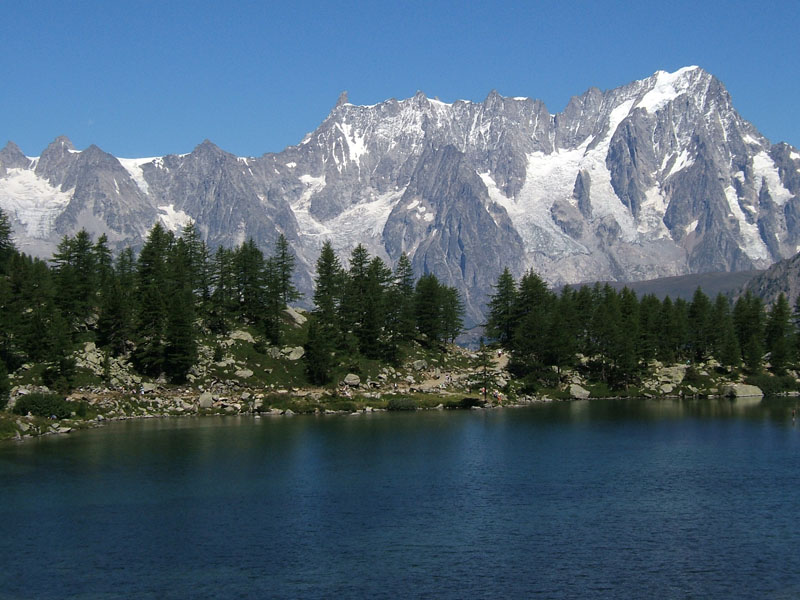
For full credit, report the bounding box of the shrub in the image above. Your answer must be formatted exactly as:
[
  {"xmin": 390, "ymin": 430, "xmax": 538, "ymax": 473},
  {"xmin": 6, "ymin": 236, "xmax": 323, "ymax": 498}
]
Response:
[
  {"xmin": 745, "ymin": 374, "xmax": 798, "ymax": 395},
  {"xmin": 13, "ymin": 393, "xmax": 72, "ymax": 419},
  {"xmin": 445, "ymin": 396, "xmax": 484, "ymax": 409},
  {"xmin": 386, "ymin": 397, "xmax": 417, "ymax": 411}
]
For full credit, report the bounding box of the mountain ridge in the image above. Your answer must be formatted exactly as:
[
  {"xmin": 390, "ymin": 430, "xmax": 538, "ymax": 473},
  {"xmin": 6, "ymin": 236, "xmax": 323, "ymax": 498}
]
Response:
[{"xmin": 2, "ymin": 66, "xmax": 800, "ymax": 324}]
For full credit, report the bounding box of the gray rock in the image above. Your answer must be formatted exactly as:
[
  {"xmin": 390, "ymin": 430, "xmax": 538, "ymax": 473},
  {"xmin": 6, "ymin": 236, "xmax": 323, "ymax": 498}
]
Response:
[
  {"xmin": 412, "ymin": 360, "xmax": 428, "ymax": 371},
  {"xmin": 198, "ymin": 391, "xmax": 214, "ymax": 409},
  {"xmin": 229, "ymin": 330, "xmax": 255, "ymax": 343},
  {"xmin": 569, "ymin": 384, "xmax": 591, "ymax": 399},
  {"xmin": 234, "ymin": 369, "xmax": 254, "ymax": 379},
  {"xmin": 284, "ymin": 306, "xmax": 307, "ymax": 326},
  {"xmin": 343, "ymin": 373, "xmax": 361, "ymax": 386},
  {"xmin": 286, "ymin": 346, "xmax": 305, "ymax": 360},
  {"xmin": 720, "ymin": 383, "xmax": 764, "ymax": 398}
]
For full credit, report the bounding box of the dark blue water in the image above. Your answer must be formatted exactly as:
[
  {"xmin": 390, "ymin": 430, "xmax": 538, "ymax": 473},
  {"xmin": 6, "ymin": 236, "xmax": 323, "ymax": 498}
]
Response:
[{"xmin": 1, "ymin": 397, "xmax": 799, "ymax": 599}]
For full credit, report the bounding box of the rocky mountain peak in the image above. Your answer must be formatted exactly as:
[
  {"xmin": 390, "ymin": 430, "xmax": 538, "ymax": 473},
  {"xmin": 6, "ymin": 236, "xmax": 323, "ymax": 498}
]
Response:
[
  {"xmin": 0, "ymin": 141, "xmax": 31, "ymax": 170},
  {"xmin": 2, "ymin": 66, "xmax": 799, "ymax": 327}
]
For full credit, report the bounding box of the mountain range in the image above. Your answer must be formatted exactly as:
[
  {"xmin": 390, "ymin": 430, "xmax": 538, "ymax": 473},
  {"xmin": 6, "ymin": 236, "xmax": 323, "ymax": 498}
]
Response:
[{"xmin": 2, "ymin": 66, "xmax": 800, "ymax": 324}]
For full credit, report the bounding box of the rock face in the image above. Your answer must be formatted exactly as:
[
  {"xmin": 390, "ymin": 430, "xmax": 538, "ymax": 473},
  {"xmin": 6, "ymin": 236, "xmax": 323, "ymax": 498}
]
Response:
[
  {"xmin": 720, "ymin": 383, "xmax": 764, "ymax": 398},
  {"xmin": 3, "ymin": 67, "xmax": 800, "ymax": 324},
  {"xmin": 740, "ymin": 246, "xmax": 800, "ymax": 305}
]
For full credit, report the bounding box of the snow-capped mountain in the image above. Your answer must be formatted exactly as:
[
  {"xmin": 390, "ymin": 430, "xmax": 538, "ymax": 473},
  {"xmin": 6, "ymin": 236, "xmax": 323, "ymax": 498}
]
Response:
[{"xmin": 2, "ymin": 66, "xmax": 800, "ymax": 324}]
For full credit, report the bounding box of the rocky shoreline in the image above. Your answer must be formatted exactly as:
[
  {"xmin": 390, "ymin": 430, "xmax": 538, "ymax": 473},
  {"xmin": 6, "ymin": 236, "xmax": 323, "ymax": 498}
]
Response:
[{"xmin": 3, "ymin": 330, "xmax": 787, "ymax": 442}]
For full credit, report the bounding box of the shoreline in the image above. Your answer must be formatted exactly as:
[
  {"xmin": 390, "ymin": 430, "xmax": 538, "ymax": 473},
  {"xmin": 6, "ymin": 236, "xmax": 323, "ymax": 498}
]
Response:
[{"xmin": 2, "ymin": 381, "xmax": 781, "ymax": 443}]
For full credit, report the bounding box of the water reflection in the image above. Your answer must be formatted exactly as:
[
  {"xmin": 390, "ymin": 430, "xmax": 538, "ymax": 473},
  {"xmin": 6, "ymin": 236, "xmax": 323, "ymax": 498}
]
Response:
[{"xmin": 533, "ymin": 395, "xmax": 798, "ymax": 423}]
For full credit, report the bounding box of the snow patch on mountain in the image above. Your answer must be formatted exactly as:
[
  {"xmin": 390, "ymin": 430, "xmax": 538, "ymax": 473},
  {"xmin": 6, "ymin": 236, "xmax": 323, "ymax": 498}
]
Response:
[
  {"xmin": 0, "ymin": 168, "xmax": 73, "ymax": 237},
  {"xmin": 638, "ymin": 187, "xmax": 671, "ymax": 238},
  {"xmin": 338, "ymin": 122, "xmax": 367, "ymax": 166},
  {"xmin": 637, "ymin": 66, "xmax": 699, "ymax": 113},
  {"xmin": 752, "ymin": 151, "xmax": 792, "ymax": 205},
  {"xmin": 158, "ymin": 204, "xmax": 192, "ymax": 232},
  {"xmin": 665, "ymin": 150, "xmax": 694, "ymax": 178},
  {"xmin": 724, "ymin": 185, "xmax": 770, "ymax": 261}
]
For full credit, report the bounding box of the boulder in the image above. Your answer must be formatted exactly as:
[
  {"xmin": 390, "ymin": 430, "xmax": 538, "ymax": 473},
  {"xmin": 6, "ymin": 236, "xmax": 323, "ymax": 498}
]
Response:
[
  {"xmin": 141, "ymin": 382, "xmax": 157, "ymax": 393},
  {"xmin": 658, "ymin": 365, "xmax": 687, "ymax": 384},
  {"xmin": 287, "ymin": 346, "xmax": 305, "ymax": 361},
  {"xmin": 229, "ymin": 330, "xmax": 255, "ymax": 343},
  {"xmin": 234, "ymin": 369, "xmax": 254, "ymax": 379},
  {"xmin": 720, "ymin": 383, "xmax": 764, "ymax": 398},
  {"xmin": 198, "ymin": 391, "xmax": 214, "ymax": 409},
  {"xmin": 569, "ymin": 384, "xmax": 591, "ymax": 399},
  {"xmin": 284, "ymin": 306, "xmax": 307, "ymax": 326},
  {"xmin": 413, "ymin": 359, "xmax": 428, "ymax": 371},
  {"xmin": 343, "ymin": 373, "xmax": 361, "ymax": 386}
]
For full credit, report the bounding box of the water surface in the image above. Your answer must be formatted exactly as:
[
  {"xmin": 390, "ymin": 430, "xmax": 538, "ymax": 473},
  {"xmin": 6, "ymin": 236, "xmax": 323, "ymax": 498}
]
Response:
[{"xmin": 1, "ymin": 397, "xmax": 799, "ymax": 599}]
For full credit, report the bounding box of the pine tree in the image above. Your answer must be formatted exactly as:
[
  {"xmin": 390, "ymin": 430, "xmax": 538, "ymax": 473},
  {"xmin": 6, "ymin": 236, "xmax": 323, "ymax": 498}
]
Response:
[
  {"xmin": 233, "ymin": 239, "xmax": 266, "ymax": 323},
  {"xmin": 0, "ymin": 207, "xmax": 16, "ymax": 274},
  {"xmin": 341, "ymin": 244, "xmax": 371, "ymax": 344},
  {"xmin": 312, "ymin": 241, "xmax": 344, "ymax": 334},
  {"xmin": 486, "ymin": 267, "xmax": 517, "ymax": 346},
  {"xmin": 360, "ymin": 256, "xmax": 392, "ymax": 358},
  {"xmin": 711, "ymin": 294, "xmax": 740, "ymax": 370},
  {"xmin": 541, "ymin": 289, "xmax": 578, "ymax": 376},
  {"xmin": 262, "ymin": 256, "xmax": 284, "ymax": 344},
  {"xmin": 52, "ymin": 229, "xmax": 97, "ymax": 328},
  {"xmin": 0, "ymin": 358, "xmax": 10, "ymax": 410},
  {"xmin": 688, "ymin": 287, "xmax": 713, "ymax": 362},
  {"xmin": 305, "ymin": 242, "xmax": 347, "ymax": 382},
  {"xmin": 273, "ymin": 233, "xmax": 301, "ymax": 306},
  {"xmin": 765, "ymin": 293, "xmax": 792, "ymax": 375},
  {"xmin": 93, "ymin": 234, "xmax": 114, "ymax": 290},
  {"xmin": 391, "ymin": 253, "xmax": 416, "ymax": 342},
  {"xmin": 181, "ymin": 221, "xmax": 210, "ymax": 308},
  {"xmin": 208, "ymin": 246, "xmax": 236, "ymax": 334},
  {"xmin": 414, "ymin": 273, "xmax": 443, "ymax": 344},
  {"xmin": 304, "ymin": 315, "xmax": 334, "ymax": 384},
  {"xmin": 19, "ymin": 259, "xmax": 70, "ymax": 363},
  {"xmin": 440, "ymin": 286, "xmax": 465, "ymax": 344},
  {"xmin": 734, "ymin": 291, "xmax": 765, "ymax": 374},
  {"xmin": 133, "ymin": 223, "xmax": 173, "ymax": 376},
  {"xmin": 163, "ymin": 242, "xmax": 197, "ymax": 382},
  {"xmin": 638, "ymin": 293, "xmax": 662, "ymax": 363}
]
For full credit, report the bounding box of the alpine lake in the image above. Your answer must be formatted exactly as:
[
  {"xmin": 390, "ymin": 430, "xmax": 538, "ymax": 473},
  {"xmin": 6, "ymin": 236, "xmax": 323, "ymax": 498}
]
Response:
[{"xmin": 1, "ymin": 396, "xmax": 799, "ymax": 599}]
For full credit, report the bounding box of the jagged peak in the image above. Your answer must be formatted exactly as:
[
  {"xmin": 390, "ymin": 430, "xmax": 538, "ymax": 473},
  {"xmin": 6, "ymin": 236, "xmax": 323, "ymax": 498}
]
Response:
[
  {"xmin": 48, "ymin": 135, "xmax": 75, "ymax": 151},
  {"xmin": 2, "ymin": 141, "xmax": 23, "ymax": 155},
  {"xmin": 192, "ymin": 139, "xmax": 224, "ymax": 154},
  {"xmin": 0, "ymin": 140, "xmax": 31, "ymax": 169},
  {"xmin": 335, "ymin": 91, "xmax": 349, "ymax": 107}
]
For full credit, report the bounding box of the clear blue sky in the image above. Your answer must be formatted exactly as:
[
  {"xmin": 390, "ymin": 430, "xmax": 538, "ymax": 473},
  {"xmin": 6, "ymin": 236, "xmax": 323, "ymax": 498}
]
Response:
[{"xmin": 3, "ymin": 0, "xmax": 799, "ymax": 158}]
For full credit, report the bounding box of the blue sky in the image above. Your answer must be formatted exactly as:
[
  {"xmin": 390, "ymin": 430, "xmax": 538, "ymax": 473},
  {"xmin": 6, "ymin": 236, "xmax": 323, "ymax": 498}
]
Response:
[{"xmin": 3, "ymin": 0, "xmax": 799, "ymax": 158}]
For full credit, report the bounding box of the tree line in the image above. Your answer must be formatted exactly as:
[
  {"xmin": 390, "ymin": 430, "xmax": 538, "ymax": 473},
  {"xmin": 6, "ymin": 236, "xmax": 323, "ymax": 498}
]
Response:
[
  {"xmin": 485, "ymin": 267, "xmax": 796, "ymax": 390},
  {"xmin": 0, "ymin": 211, "xmax": 300, "ymax": 389},
  {"xmin": 0, "ymin": 208, "xmax": 465, "ymax": 398},
  {"xmin": 304, "ymin": 241, "xmax": 464, "ymax": 384}
]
